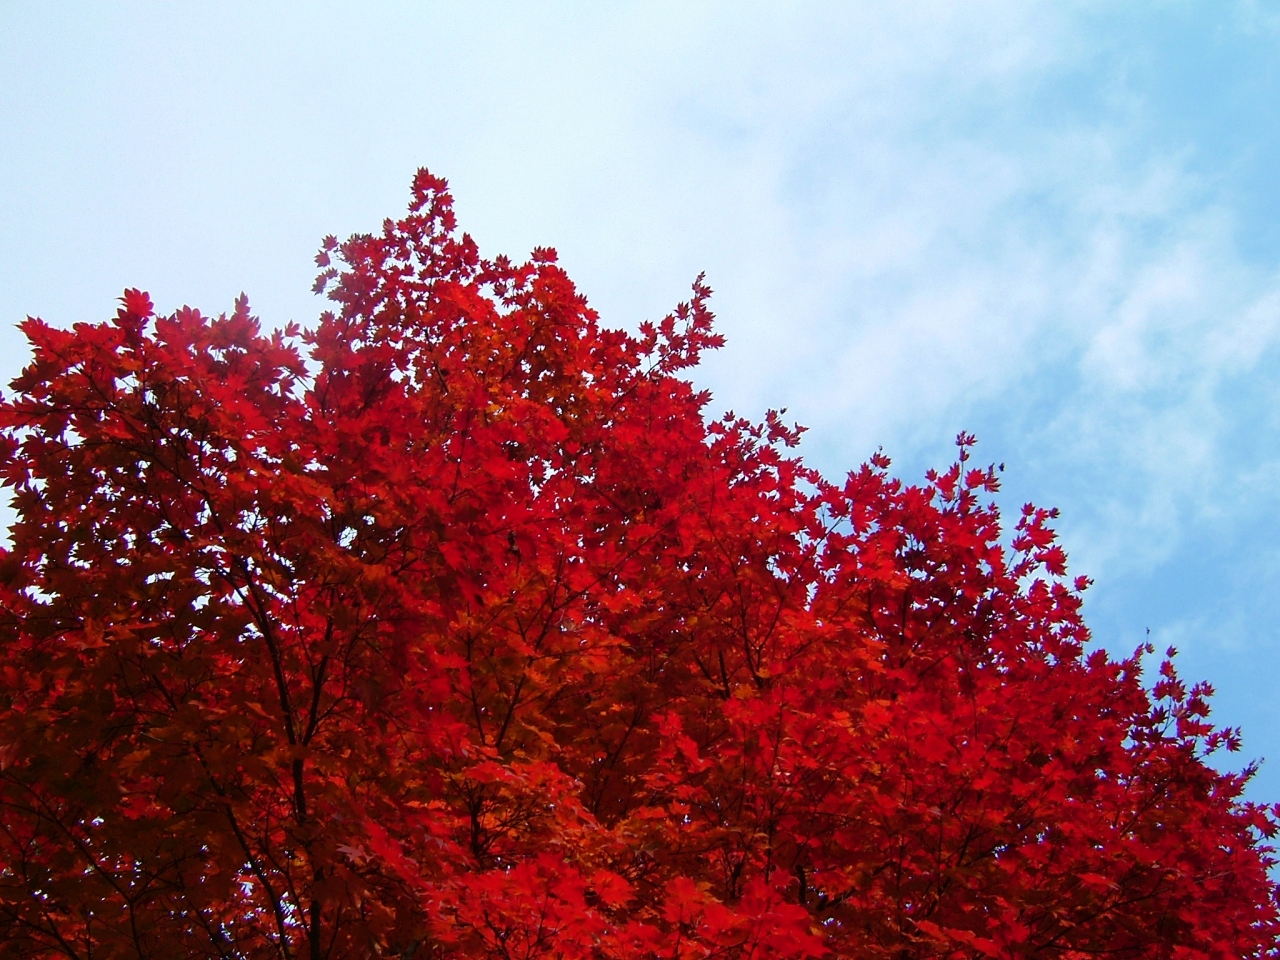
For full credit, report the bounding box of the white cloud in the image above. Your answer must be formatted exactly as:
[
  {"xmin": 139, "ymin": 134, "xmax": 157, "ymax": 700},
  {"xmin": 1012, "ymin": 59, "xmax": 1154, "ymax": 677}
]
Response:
[{"xmin": 542, "ymin": 2, "xmax": 1280, "ymax": 591}]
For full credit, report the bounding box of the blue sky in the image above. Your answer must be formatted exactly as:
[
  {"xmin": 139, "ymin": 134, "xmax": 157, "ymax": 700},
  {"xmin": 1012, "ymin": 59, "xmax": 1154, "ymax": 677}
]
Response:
[{"xmin": 3, "ymin": 2, "xmax": 1280, "ymax": 798}]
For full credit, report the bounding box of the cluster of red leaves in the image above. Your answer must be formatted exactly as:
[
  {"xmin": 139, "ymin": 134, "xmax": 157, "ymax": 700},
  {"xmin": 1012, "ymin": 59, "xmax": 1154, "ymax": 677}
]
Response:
[{"xmin": 0, "ymin": 170, "xmax": 1277, "ymax": 959}]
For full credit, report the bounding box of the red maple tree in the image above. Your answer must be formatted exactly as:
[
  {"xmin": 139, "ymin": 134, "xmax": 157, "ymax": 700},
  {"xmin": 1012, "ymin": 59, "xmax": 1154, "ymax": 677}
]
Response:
[{"xmin": 0, "ymin": 170, "xmax": 1276, "ymax": 959}]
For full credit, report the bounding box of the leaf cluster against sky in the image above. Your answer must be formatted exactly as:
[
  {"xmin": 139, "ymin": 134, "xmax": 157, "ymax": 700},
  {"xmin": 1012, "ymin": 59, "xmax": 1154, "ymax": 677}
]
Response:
[{"xmin": 2, "ymin": 2, "xmax": 1280, "ymax": 796}]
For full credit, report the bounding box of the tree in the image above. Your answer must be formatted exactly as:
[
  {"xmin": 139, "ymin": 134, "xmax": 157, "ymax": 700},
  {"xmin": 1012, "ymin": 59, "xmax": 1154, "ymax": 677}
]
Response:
[{"xmin": 0, "ymin": 170, "xmax": 1276, "ymax": 960}]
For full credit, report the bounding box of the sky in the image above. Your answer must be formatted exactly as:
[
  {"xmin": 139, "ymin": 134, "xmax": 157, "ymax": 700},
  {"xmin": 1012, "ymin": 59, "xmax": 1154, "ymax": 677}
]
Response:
[{"xmin": 3, "ymin": 2, "xmax": 1280, "ymax": 798}]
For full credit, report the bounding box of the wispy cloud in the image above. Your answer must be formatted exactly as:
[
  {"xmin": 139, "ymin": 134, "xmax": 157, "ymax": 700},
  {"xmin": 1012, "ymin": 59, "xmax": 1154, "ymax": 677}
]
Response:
[{"xmin": 571, "ymin": 3, "xmax": 1280, "ymax": 588}]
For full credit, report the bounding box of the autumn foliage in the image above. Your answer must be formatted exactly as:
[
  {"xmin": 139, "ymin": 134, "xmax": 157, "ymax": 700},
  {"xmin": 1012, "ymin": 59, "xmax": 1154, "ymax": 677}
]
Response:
[{"xmin": 0, "ymin": 171, "xmax": 1277, "ymax": 959}]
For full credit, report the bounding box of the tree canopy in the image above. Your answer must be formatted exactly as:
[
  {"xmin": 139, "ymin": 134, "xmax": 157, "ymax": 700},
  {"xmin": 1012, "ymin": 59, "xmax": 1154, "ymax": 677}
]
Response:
[{"xmin": 0, "ymin": 171, "xmax": 1276, "ymax": 959}]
